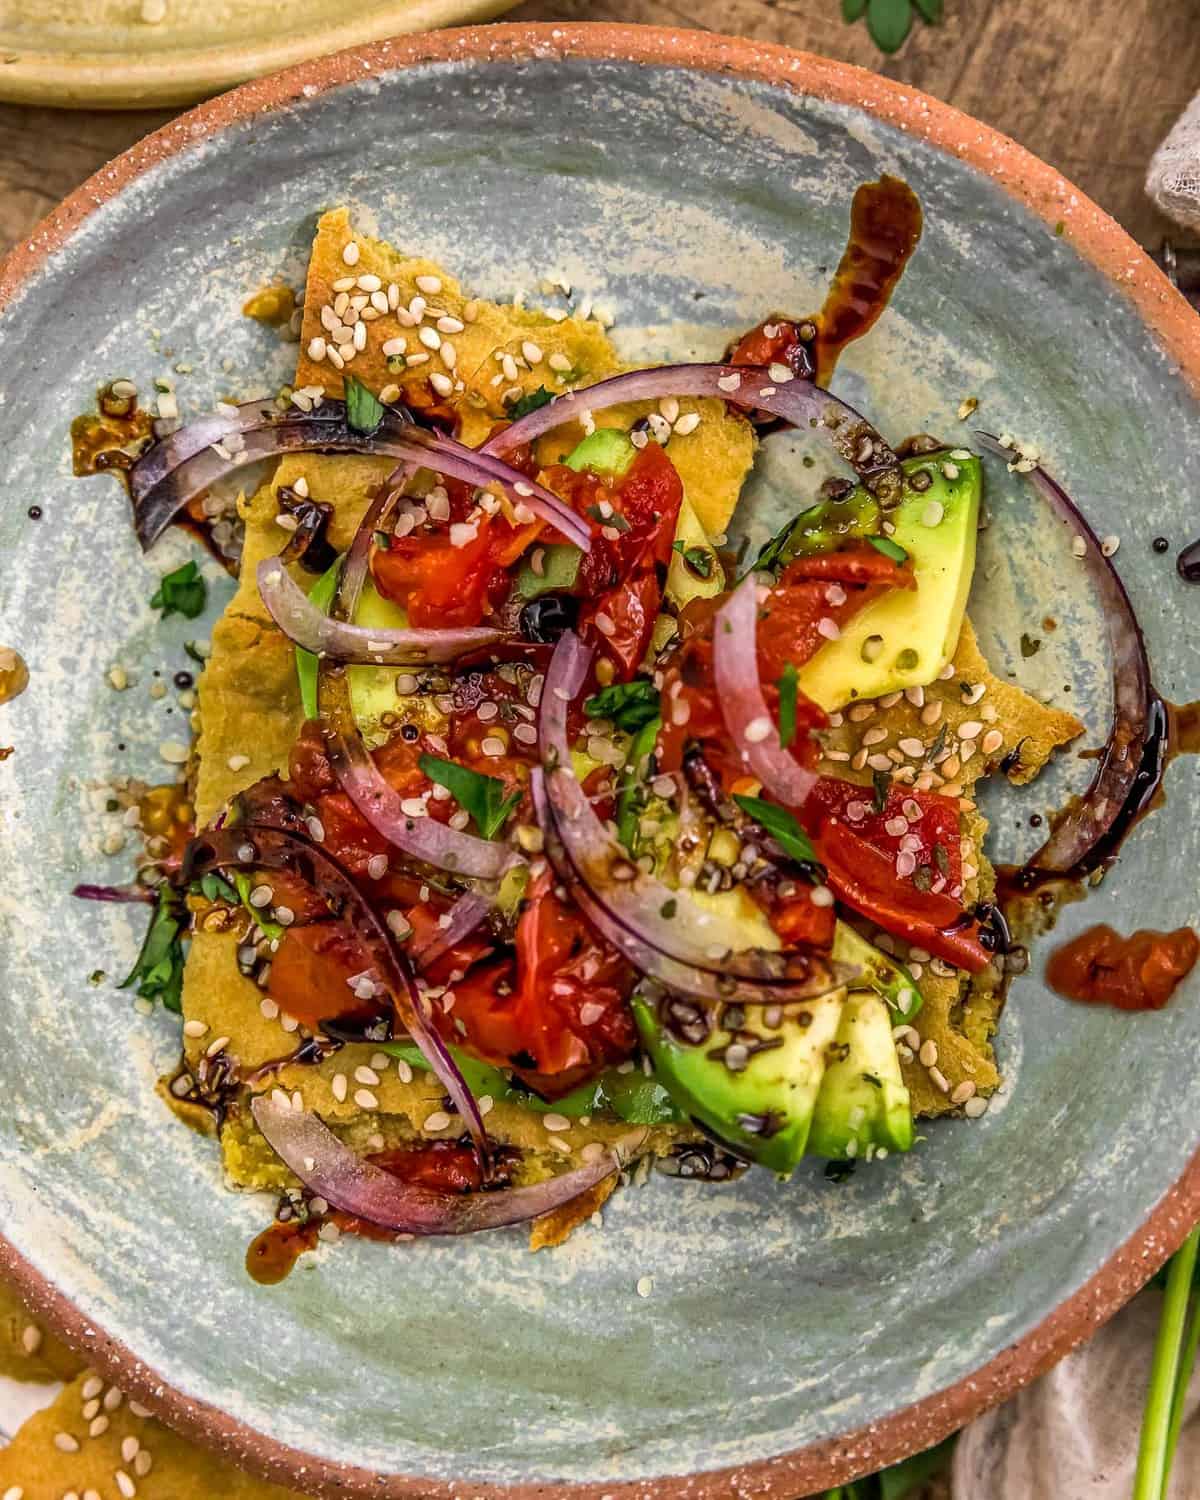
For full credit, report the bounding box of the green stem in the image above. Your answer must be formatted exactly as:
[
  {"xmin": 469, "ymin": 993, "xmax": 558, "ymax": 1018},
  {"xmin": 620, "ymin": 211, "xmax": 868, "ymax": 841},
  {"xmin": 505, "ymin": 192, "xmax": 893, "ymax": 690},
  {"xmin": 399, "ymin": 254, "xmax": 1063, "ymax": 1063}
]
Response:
[
  {"xmin": 1165, "ymin": 1284, "xmax": 1200, "ymax": 1475},
  {"xmin": 1133, "ymin": 1225, "xmax": 1200, "ymax": 1500}
]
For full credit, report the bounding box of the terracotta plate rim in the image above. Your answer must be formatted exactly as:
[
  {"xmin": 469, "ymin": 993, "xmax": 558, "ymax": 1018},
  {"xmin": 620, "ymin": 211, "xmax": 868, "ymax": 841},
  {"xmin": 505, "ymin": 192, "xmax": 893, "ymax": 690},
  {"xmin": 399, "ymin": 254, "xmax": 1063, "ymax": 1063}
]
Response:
[{"xmin": 2, "ymin": 21, "xmax": 1199, "ymax": 1498}]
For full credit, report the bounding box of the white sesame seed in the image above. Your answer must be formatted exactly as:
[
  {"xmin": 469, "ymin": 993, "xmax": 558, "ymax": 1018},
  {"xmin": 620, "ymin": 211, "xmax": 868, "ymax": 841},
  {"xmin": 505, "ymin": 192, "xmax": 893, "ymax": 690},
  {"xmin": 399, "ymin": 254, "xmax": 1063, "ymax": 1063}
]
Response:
[
  {"xmin": 115, "ymin": 1471, "xmax": 136, "ymax": 1499},
  {"xmin": 82, "ymin": 1375, "xmax": 104, "ymax": 1401},
  {"xmin": 958, "ymin": 720, "xmax": 984, "ymax": 741},
  {"xmin": 543, "ymin": 1113, "xmax": 571, "ymax": 1132},
  {"xmin": 331, "ymin": 1074, "xmax": 348, "ymax": 1103},
  {"xmin": 354, "ymin": 1089, "xmax": 379, "ymax": 1111},
  {"xmin": 259, "ymin": 997, "xmax": 279, "ymax": 1020},
  {"xmin": 673, "ymin": 412, "xmax": 701, "ymax": 436},
  {"xmin": 866, "ymin": 752, "xmax": 892, "ymax": 773},
  {"xmin": 158, "ymin": 740, "xmax": 189, "ymax": 765},
  {"xmin": 248, "ymin": 884, "xmax": 273, "ymax": 909},
  {"xmin": 3, "ymin": 1487, "xmax": 23, "ymax": 1500},
  {"xmin": 717, "ymin": 373, "xmax": 741, "ymax": 392},
  {"xmin": 54, "ymin": 1433, "xmax": 80, "ymax": 1453},
  {"xmin": 744, "ymin": 715, "xmax": 772, "ymax": 743},
  {"xmin": 1071, "ymin": 534, "xmax": 1087, "ymax": 558},
  {"xmin": 423, "ymin": 1110, "xmax": 451, "ymax": 1132},
  {"xmin": 430, "ymin": 372, "xmax": 454, "ymax": 397},
  {"xmin": 1101, "ymin": 534, "xmax": 1120, "ymax": 557},
  {"xmin": 636, "ymin": 1275, "xmax": 654, "ymax": 1298},
  {"xmin": 121, "ymin": 1436, "xmax": 140, "ymax": 1464},
  {"xmin": 921, "ymin": 500, "xmax": 945, "ymax": 528},
  {"xmin": 918, "ymin": 1039, "xmax": 939, "ymax": 1067},
  {"xmin": 341, "ymin": 242, "xmax": 360, "ymax": 266},
  {"xmin": 897, "ymin": 737, "xmax": 926, "ymax": 758},
  {"xmin": 522, "ymin": 340, "xmax": 544, "ymax": 365},
  {"xmin": 306, "ymin": 336, "xmax": 327, "ymax": 363},
  {"xmin": 182, "ymin": 1019, "xmax": 208, "ymax": 1039},
  {"xmin": 140, "ymin": 0, "xmax": 166, "ymax": 21},
  {"xmin": 809, "ymin": 885, "xmax": 835, "ymax": 908},
  {"xmin": 354, "ymin": 1065, "xmax": 381, "ymax": 1087},
  {"xmin": 964, "ymin": 1095, "xmax": 989, "ymax": 1118},
  {"xmin": 861, "ymin": 726, "xmax": 888, "ymax": 747},
  {"xmin": 981, "ymin": 729, "xmax": 1004, "ymax": 755},
  {"xmin": 415, "ymin": 274, "xmax": 442, "ymax": 294},
  {"xmin": 400, "ymin": 796, "xmax": 427, "ymax": 817},
  {"xmin": 127, "ymin": 1401, "xmax": 151, "ymax": 1419},
  {"xmin": 816, "ymin": 617, "xmax": 840, "ymax": 641},
  {"xmin": 133, "ymin": 1452, "xmax": 152, "ymax": 1478}
]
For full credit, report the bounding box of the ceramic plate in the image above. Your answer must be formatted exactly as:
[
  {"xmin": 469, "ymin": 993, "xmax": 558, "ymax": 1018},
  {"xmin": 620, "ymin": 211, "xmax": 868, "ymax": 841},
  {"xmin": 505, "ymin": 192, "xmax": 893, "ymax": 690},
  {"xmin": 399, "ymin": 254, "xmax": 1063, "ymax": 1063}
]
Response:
[
  {"xmin": 1, "ymin": 24, "xmax": 1199, "ymax": 1498},
  {"xmin": 0, "ymin": 0, "xmax": 518, "ymax": 108}
]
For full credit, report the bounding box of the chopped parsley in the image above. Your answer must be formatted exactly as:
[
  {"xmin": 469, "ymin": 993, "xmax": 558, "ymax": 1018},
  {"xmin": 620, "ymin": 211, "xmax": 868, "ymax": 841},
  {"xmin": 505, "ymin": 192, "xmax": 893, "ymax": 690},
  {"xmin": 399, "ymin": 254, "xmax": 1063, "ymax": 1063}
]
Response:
[
  {"xmin": 672, "ymin": 540, "xmax": 715, "ymax": 579},
  {"xmin": 1020, "ymin": 631, "xmax": 1041, "ymax": 658},
  {"xmin": 120, "ymin": 883, "xmax": 187, "ymax": 1013},
  {"xmin": 584, "ymin": 679, "xmax": 660, "ymax": 733},
  {"xmin": 418, "ymin": 754, "xmax": 520, "ymax": 840},
  {"xmin": 344, "ymin": 374, "xmax": 384, "ymax": 434},
  {"xmin": 866, "ymin": 534, "xmax": 909, "ymax": 564},
  {"xmin": 871, "ymin": 769, "xmax": 891, "ymax": 813},
  {"xmin": 777, "ymin": 663, "xmax": 799, "ymax": 749},
  {"xmin": 150, "ymin": 561, "xmax": 206, "ymax": 621},
  {"xmin": 586, "ymin": 504, "xmax": 631, "ymax": 533},
  {"xmin": 232, "ymin": 871, "xmax": 284, "ymax": 943},
  {"xmin": 733, "ymin": 794, "xmax": 825, "ymax": 879},
  {"xmin": 505, "ymin": 386, "xmax": 554, "ymax": 419}
]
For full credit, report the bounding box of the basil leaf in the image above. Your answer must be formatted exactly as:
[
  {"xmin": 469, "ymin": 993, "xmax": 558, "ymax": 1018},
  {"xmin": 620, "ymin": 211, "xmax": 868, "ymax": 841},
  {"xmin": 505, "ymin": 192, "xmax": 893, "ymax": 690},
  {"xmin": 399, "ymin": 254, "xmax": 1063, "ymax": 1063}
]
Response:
[
  {"xmin": 910, "ymin": 0, "xmax": 942, "ymax": 20},
  {"xmin": 841, "ymin": 0, "xmax": 868, "ymax": 16},
  {"xmin": 506, "ymin": 386, "xmax": 554, "ymax": 419},
  {"xmin": 778, "ymin": 663, "xmax": 799, "ymax": 749},
  {"xmin": 120, "ymin": 883, "xmax": 187, "ymax": 1013},
  {"xmin": 672, "ymin": 540, "xmax": 716, "ymax": 579},
  {"xmin": 733, "ymin": 794, "xmax": 826, "ymax": 878},
  {"xmin": 344, "ymin": 374, "xmax": 384, "ymax": 435},
  {"xmin": 232, "ymin": 870, "xmax": 284, "ymax": 943},
  {"xmin": 150, "ymin": 560, "xmax": 206, "ymax": 621},
  {"xmin": 198, "ymin": 872, "xmax": 237, "ymax": 904},
  {"xmin": 866, "ymin": 534, "xmax": 909, "ymax": 564},
  {"xmin": 379, "ymin": 1042, "xmax": 513, "ymax": 1101},
  {"xmin": 584, "ymin": 680, "xmax": 660, "ymax": 733},
  {"xmin": 418, "ymin": 754, "xmax": 520, "ymax": 840},
  {"xmin": 616, "ymin": 715, "xmax": 661, "ymax": 854},
  {"xmin": 515, "ymin": 543, "xmax": 581, "ymax": 600}
]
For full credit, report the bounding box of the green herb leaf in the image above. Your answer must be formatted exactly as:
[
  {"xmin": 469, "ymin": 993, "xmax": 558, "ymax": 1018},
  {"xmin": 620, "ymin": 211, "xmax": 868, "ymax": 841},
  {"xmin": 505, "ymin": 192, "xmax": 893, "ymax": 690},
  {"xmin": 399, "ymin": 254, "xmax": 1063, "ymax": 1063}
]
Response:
[
  {"xmin": 909, "ymin": 0, "xmax": 942, "ymax": 20},
  {"xmin": 380, "ymin": 1042, "xmax": 512, "ymax": 1102},
  {"xmin": 418, "ymin": 754, "xmax": 520, "ymax": 840},
  {"xmin": 933, "ymin": 842, "xmax": 951, "ymax": 876},
  {"xmin": 150, "ymin": 560, "xmax": 206, "ymax": 621},
  {"xmin": 198, "ymin": 872, "xmax": 237, "ymax": 904},
  {"xmin": 672, "ymin": 540, "xmax": 716, "ymax": 579},
  {"xmin": 911, "ymin": 864, "xmax": 932, "ymax": 892},
  {"xmin": 587, "ymin": 504, "xmax": 631, "ymax": 533},
  {"xmin": 733, "ymin": 794, "xmax": 825, "ymax": 877},
  {"xmin": 841, "ymin": 0, "xmax": 868, "ymax": 15},
  {"xmin": 120, "ymin": 884, "xmax": 187, "ymax": 1013},
  {"xmin": 232, "ymin": 870, "xmax": 284, "ymax": 943},
  {"xmin": 872, "ymin": 769, "xmax": 891, "ymax": 814},
  {"xmin": 506, "ymin": 386, "xmax": 554, "ymax": 420},
  {"xmin": 584, "ymin": 680, "xmax": 661, "ymax": 733},
  {"xmin": 344, "ymin": 374, "xmax": 384, "ymax": 435},
  {"xmin": 1020, "ymin": 631, "xmax": 1041, "ymax": 658},
  {"xmin": 866, "ymin": 534, "xmax": 909, "ymax": 564},
  {"xmin": 866, "ymin": 0, "xmax": 913, "ymax": 51},
  {"xmin": 778, "ymin": 663, "xmax": 799, "ymax": 749},
  {"xmin": 515, "ymin": 542, "xmax": 582, "ymax": 600},
  {"xmin": 184, "ymin": 639, "xmax": 209, "ymax": 665}
]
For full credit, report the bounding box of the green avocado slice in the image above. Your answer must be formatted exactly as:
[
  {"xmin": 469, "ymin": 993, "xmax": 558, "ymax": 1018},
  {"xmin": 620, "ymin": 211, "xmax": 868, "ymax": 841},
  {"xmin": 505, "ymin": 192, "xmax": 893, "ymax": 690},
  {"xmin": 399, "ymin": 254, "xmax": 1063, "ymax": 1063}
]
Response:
[
  {"xmin": 807, "ymin": 992, "xmax": 915, "ymax": 1160},
  {"xmin": 833, "ymin": 921, "xmax": 922, "ymax": 1022},
  {"xmin": 796, "ymin": 450, "xmax": 982, "ymax": 710},
  {"xmin": 632, "ymin": 990, "xmax": 846, "ymax": 1175}
]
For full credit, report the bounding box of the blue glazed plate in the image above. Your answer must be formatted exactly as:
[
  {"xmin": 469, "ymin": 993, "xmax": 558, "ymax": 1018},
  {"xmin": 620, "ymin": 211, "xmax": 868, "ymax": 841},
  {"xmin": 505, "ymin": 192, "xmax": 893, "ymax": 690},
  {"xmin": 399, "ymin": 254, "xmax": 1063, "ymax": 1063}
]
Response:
[{"xmin": 1, "ymin": 25, "xmax": 1198, "ymax": 1498}]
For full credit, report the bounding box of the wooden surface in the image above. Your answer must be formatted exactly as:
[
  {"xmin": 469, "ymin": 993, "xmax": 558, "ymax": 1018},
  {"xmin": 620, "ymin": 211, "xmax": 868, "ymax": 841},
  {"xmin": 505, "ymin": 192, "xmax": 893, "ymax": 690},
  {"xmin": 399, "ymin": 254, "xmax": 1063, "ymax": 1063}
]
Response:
[{"xmin": 0, "ymin": 0, "xmax": 1197, "ymax": 257}]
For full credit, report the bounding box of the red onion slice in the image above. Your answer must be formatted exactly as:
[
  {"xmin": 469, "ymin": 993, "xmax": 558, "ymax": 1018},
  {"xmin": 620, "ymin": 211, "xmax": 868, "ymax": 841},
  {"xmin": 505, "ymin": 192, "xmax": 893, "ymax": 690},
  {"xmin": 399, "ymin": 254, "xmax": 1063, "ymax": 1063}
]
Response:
[
  {"xmin": 256, "ymin": 557, "xmax": 502, "ymax": 666},
  {"xmin": 483, "ymin": 363, "xmax": 901, "ymax": 496},
  {"xmin": 713, "ymin": 572, "xmax": 818, "ymax": 811},
  {"xmin": 182, "ymin": 824, "xmax": 490, "ymax": 1168},
  {"xmin": 976, "ymin": 433, "xmax": 1162, "ymax": 877},
  {"xmin": 131, "ymin": 403, "xmax": 589, "ymax": 552},
  {"xmin": 251, "ymin": 1090, "xmax": 620, "ymax": 1236},
  {"xmin": 409, "ymin": 890, "xmax": 493, "ymax": 971},
  {"xmin": 534, "ymin": 634, "xmax": 843, "ymax": 998}
]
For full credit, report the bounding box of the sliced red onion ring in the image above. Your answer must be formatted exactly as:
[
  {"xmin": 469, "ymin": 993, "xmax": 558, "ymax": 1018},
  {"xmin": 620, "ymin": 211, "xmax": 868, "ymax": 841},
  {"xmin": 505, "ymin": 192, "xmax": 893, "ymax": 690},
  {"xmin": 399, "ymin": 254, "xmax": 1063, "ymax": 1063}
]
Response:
[
  {"xmin": 72, "ymin": 882, "xmax": 155, "ymax": 904},
  {"xmin": 256, "ymin": 558, "xmax": 501, "ymax": 666},
  {"xmin": 131, "ymin": 403, "xmax": 589, "ymax": 552},
  {"xmin": 976, "ymin": 433, "xmax": 1162, "ymax": 877},
  {"xmin": 251, "ymin": 1090, "xmax": 621, "ymax": 1237},
  {"xmin": 713, "ymin": 572, "xmax": 818, "ymax": 811},
  {"xmin": 534, "ymin": 634, "xmax": 844, "ymax": 1000},
  {"xmin": 182, "ymin": 824, "xmax": 490, "ymax": 1169},
  {"xmin": 483, "ymin": 363, "xmax": 901, "ymax": 498},
  {"xmin": 409, "ymin": 891, "xmax": 493, "ymax": 971}
]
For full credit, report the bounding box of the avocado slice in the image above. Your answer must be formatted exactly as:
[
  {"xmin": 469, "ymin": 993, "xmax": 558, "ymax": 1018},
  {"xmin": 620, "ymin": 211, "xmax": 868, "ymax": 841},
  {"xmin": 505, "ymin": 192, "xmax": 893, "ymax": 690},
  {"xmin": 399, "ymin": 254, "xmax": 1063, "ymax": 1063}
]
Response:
[
  {"xmin": 633, "ymin": 989, "xmax": 846, "ymax": 1175},
  {"xmin": 807, "ymin": 992, "xmax": 914, "ymax": 1160},
  {"xmin": 565, "ymin": 427, "xmax": 636, "ymax": 477},
  {"xmin": 796, "ymin": 451, "xmax": 982, "ymax": 710},
  {"xmin": 833, "ymin": 921, "xmax": 922, "ymax": 1022}
]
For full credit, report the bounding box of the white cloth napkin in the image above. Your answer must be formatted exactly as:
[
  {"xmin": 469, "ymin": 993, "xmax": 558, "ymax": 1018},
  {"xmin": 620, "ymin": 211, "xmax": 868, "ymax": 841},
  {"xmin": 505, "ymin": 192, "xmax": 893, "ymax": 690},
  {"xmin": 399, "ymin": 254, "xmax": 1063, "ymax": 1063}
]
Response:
[
  {"xmin": 1148, "ymin": 95, "xmax": 1200, "ymax": 230},
  {"xmin": 954, "ymin": 1292, "xmax": 1200, "ymax": 1498}
]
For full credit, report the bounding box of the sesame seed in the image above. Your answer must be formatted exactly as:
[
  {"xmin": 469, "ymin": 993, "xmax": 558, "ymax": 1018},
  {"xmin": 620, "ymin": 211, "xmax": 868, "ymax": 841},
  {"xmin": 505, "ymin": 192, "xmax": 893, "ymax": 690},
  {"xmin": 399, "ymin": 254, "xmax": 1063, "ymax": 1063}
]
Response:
[
  {"xmin": 354, "ymin": 1065, "xmax": 381, "ymax": 1086},
  {"xmin": 543, "ymin": 1113, "xmax": 571, "ymax": 1132},
  {"xmin": 121, "ymin": 1436, "xmax": 140, "ymax": 1464},
  {"xmin": 767, "ymin": 361, "xmax": 793, "ymax": 383},
  {"xmin": 744, "ymin": 715, "xmax": 772, "ymax": 743},
  {"xmin": 400, "ymin": 796, "xmax": 427, "ymax": 817},
  {"xmin": 964, "ymin": 1095, "xmax": 989, "ymax": 1118},
  {"xmin": 341, "ymin": 242, "xmax": 360, "ymax": 266},
  {"xmin": 636, "ymin": 1275, "xmax": 654, "ymax": 1298},
  {"xmin": 379, "ymin": 383, "xmax": 401, "ymax": 405},
  {"xmin": 158, "ymin": 740, "xmax": 189, "ymax": 765},
  {"xmin": 259, "ymin": 997, "xmax": 279, "ymax": 1020},
  {"xmin": 1071, "ymin": 535, "xmax": 1087, "ymax": 558},
  {"xmin": 54, "ymin": 1433, "xmax": 80, "ymax": 1453},
  {"xmin": 307, "ymin": 337, "xmax": 327, "ymax": 362},
  {"xmin": 673, "ymin": 412, "xmax": 701, "ymax": 436},
  {"xmin": 921, "ymin": 501, "xmax": 945, "ymax": 527},
  {"xmin": 717, "ymin": 372, "xmax": 741, "ymax": 392},
  {"xmin": 140, "ymin": 0, "xmax": 166, "ymax": 21},
  {"xmin": 430, "ymin": 372, "xmax": 454, "ymax": 397},
  {"xmin": 861, "ymin": 726, "xmax": 888, "ymax": 747},
  {"xmin": 19, "ymin": 1322, "xmax": 41, "ymax": 1354},
  {"xmin": 423, "ymin": 1109, "xmax": 451, "ymax": 1132},
  {"xmin": 415, "ymin": 274, "xmax": 442, "ymax": 294},
  {"xmin": 865, "ymin": 752, "xmax": 891, "ymax": 773},
  {"xmin": 810, "ymin": 884, "xmax": 834, "ymax": 907},
  {"xmin": 134, "ymin": 1452, "xmax": 152, "ymax": 1478},
  {"xmin": 898, "ymin": 737, "xmax": 926, "ymax": 758},
  {"xmin": 3, "ymin": 1487, "xmax": 23, "ymax": 1500},
  {"xmin": 549, "ymin": 1137, "xmax": 573, "ymax": 1156},
  {"xmin": 81, "ymin": 1375, "xmax": 105, "ymax": 1401},
  {"xmin": 522, "ymin": 340, "xmax": 544, "ymax": 365},
  {"xmin": 816, "ymin": 617, "xmax": 840, "ymax": 641},
  {"xmin": 918, "ymin": 1039, "xmax": 939, "ymax": 1067},
  {"xmin": 394, "ymin": 1058, "xmax": 414, "ymax": 1084},
  {"xmin": 1101, "ymin": 534, "xmax": 1120, "ymax": 557},
  {"xmin": 958, "ymin": 720, "xmax": 984, "ymax": 740},
  {"xmin": 928, "ymin": 1066, "xmax": 951, "ymax": 1094},
  {"xmin": 127, "ymin": 1401, "xmax": 151, "ymax": 1418},
  {"xmin": 115, "ymin": 1471, "xmax": 136, "ymax": 1499},
  {"xmin": 354, "ymin": 1088, "xmax": 379, "ymax": 1111},
  {"xmin": 981, "ymin": 729, "xmax": 1004, "ymax": 755}
]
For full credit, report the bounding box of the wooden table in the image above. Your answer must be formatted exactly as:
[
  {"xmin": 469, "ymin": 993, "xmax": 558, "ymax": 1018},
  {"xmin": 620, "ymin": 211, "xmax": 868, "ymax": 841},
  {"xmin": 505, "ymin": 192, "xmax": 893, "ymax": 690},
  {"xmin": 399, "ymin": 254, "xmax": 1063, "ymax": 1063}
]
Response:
[{"xmin": 1, "ymin": 0, "xmax": 1197, "ymax": 258}]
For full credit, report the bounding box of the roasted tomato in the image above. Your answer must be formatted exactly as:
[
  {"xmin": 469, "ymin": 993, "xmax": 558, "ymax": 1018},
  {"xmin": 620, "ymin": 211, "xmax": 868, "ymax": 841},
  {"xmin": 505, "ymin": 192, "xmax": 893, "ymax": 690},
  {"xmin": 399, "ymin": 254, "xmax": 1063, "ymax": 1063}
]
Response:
[
  {"xmin": 809, "ymin": 777, "xmax": 963, "ymax": 893},
  {"xmin": 265, "ymin": 921, "xmax": 377, "ymax": 1030},
  {"xmin": 371, "ymin": 513, "xmax": 540, "ymax": 629}
]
